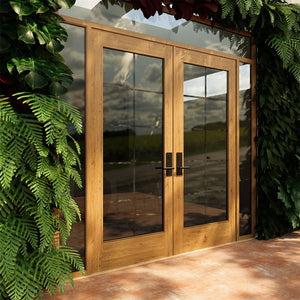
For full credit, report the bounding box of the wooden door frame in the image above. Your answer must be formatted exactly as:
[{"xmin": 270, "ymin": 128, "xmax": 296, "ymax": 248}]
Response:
[
  {"xmin": 173, "ymin": 47, "xmax": 237, "ymax": 254},
  {"xmin": 62, "ymin": 15, "xmax": 257, "ymax": 276},
  {"xmin": 86, "ymin": 28, "xmax": 174, "ymax": 273}
]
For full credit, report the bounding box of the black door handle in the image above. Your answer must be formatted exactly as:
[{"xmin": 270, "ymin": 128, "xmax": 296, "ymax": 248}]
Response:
[
  {"xmin": 176, "ymin": 152, "xmax": 190, "ymax": 175},
  {"xmin": 155, "ymin": 166, "xmax": 175, "ymax": 170},
  {"xmin": 178, "ymin": 166, "xmax": 190, "ymax": 170},
  {"xmin": 155, "ymin": 152, "xmax": 173, "ymax": 176}
]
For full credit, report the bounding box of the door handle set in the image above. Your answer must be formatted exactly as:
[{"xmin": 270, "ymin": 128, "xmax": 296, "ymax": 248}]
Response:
[
  {"xmin": 156, "ymin": 152, "xmax": 190, "ymax": 176},
  {"xmin": 176, "ymin": 152, "xmax": 190, "ymax": 176}
]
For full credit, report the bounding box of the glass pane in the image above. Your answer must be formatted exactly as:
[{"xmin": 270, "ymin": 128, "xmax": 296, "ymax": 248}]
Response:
[
  {"xmin": 184, "ymin": 64, "xmax": 227, "ymax": 227},
  {"xmin": 61, "ymin": 24, "xmax": 86, "ymax": 265},
  {"xmin": 103, "ymin": 49, "xmax": 164, "ymax": 240},
  {"xmin": 61, "ymin": 1, "xmax": 251, "ymax": 58},
  {"xmin": 135, "ymin": 55, "xmax": 163, "ymax": 92},
  {"xmin": 103, "ymin": 49, "xmax": 134, "ymax": 87},
  {"xmin": 239, "ymin": 63, "xmax": 252, "ymax": 236}
]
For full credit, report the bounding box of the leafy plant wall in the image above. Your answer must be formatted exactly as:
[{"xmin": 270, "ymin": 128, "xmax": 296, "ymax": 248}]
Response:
[
  {"xmin": 214, "ymin": 0, "xmax": 300, "ymax": 239},
  {"xmin": 0, "ymin": 0, "xmax": 299, "ymax": 299},
  {"xmin": 0, "ymin": 0, "xmax": 84, "ymax": 299}
]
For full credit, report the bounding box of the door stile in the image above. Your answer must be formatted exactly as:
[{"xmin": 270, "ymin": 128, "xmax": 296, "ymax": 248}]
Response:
[
  {"xmin": 227, "ymin": 60, "xmax": 238, "ymax": 242},
  {"xmin": 164, "ymin": 45, "xmax": 174, "ymax": 258},
  {"xmin": 173, "ymin": 48, "xmax": 185, "ymax": 255},
  {"xmin": 85, "ymin": 27, "xmax": 104, "ymax": 274}
]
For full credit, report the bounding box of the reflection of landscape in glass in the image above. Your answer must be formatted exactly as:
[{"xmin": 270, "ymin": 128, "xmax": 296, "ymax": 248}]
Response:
[
  {"xmin": 239, "ymin": 63, "xmax": 252, "ymax": 236},
  {"xmin": 103, "ymin": 49, "xmax": 164, "ymax": 240},
  {"xmin": 183, "ymin": 64, "xmax": 227, "ymax": 227},
  {"xmin": 61, "ymin": 0, "xmax": 251, "ymax": 58},
  {"xmin": 61, "ymin": 24, "xmax": 86, "ymax": 265}
]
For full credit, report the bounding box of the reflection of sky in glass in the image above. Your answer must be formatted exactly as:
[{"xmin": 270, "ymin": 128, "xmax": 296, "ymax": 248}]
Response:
[
  {"xmin": 239, "ymin": 63, "xmax": 251, "ymax": 121},
  {"xmin": 103, "ymin": 49, "xmax": 163, "ymax": 136},
  {"xmin": 184, "ymin": 70, "xmax": 227, "ymax": 100},
  {"xmin": 75, "ymin": 0, "xmax": 99, "ymax": 9},
  {"xmin": 61, "ymin": 24, "xmax": 85, "ymax": 134},
  {"xmin": 61, "ymin": 1, "xmax": 251, "ymax": 57},
  {"xmin": 122, "ymin": 10, "xmax": 186, "ymax": 30},
  {"xmin": 240, "ymin": 64, "xmax": 251, "ymax": 91},
  {"xmin": 184, "ymin": 66, "xmax": 227, "ymax": 128}
]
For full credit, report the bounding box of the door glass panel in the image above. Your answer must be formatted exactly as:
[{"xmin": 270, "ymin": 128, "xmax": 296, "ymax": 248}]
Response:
[
  {"xmin": 61, "ymin": 24, "xmax": 86, "ymax": 266},
  {"xmin": 61, "ymin": 1, "xmax": 251, "ymax": 58},
  {"xmin": 239, "ymin": 63, "xmax": 252, "ymax": 236},
  {"xmin": 184, "ymin": 64, "xmax": 227, "ymax": 227},
  {"xmin": 103, "ymin": 49, "xmax": 164, "ymax": 240}
]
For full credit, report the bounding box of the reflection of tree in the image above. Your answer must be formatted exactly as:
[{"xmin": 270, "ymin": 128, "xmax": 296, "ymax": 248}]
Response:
[
  {"xmin": 104, "ymin": 131, "xmax": 163, "ymax": 164},
  {"xmin": 239, "ymin": 86, "xmax": 252, "ymax": 235}
]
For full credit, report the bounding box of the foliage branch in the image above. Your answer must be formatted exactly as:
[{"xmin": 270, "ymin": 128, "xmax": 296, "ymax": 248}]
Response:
[
  {"xmin": 0, "ymin": 0, "xmax": 84, "ymax": 299},
  {"xmin": 130, "ymin": 0, "xmax": 219, "ymax": 20}
]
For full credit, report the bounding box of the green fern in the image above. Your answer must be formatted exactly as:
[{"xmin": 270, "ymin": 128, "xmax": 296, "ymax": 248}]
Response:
[
  {"xmin": 0, "ymin": 91, "xmax": 84, "ymax": 298},
  {"xmin": 0, "ymin": 0, "xmax": 83, "ymax": 298}
]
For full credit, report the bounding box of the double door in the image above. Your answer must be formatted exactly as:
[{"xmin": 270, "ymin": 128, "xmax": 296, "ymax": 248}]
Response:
[{"xmin": 86, "ymin": 28, "xmax": 237, "ymax": 273}]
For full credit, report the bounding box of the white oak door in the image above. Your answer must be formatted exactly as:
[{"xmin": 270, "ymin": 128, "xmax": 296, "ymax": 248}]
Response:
[
  {"xmin": 86, "ymin": 28, "xmax": 237, "ymax": 273},
  {"xmin": 173, "ymin": 48, "xmax": 237, "ymax": 254}
]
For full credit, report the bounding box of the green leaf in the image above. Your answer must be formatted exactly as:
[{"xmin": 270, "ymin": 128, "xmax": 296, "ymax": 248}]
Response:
[
  {"xmin": 17, "ymin": 25, "xmax": 35, "ymax": 44},
  {"xmin": 36, "ymin": 5, "xmax": 49, "ymax": 14},
  {"xmin": 25, "ymin": 71, "xmax": 48, "ymax": 89},
  {"xmin": 10, "ymin": 0, "xmax": 34, "ymax": 17},
  {"xmin": 49, "ymin": 82, "xmax": 67, "ymax": 96},
  {"xmin": 46, "ymin": 39, "xmax": 64, "ymax": 54},
  {"xmin": 56, "ymin": 0, "xmax": 76, "ymax": 9}
]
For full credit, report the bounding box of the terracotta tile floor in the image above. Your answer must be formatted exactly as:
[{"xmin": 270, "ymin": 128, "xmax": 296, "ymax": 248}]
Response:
[{"xmin": 44, "ymin": 231, "xmax": 300, "ymax": 300}]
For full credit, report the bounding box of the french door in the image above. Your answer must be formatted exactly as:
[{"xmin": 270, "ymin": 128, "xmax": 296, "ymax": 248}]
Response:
[{"xmin": 86, "ymin": 28, "xmax": 236, "ymax": 273}]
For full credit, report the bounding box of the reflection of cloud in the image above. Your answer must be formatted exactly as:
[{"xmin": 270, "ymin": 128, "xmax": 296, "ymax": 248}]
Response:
[
  {"xmin": 61, "ymin": 24, "xmax": 85, "ymax": 122},
  {"xmin": 61, "ymin": 2, "xmax": 250, "ymax": 58},
  {"xmin": 113, "ymin": 52, "xmax": 133, "ymax": 84},
  {"xmin": 103, "ymin": 49, "xmax": 133, "ymax": 86},
  {"xmin": 184, "ymin": 77, "xmax": 205, "ymax": 97},
  {"xmin": 74, "ymin": 0, "xmax": 99, "ymax": 10},
  {"xmin": 122, "ymin": 9, "xmax": 186, "ymax": 30},
  {"xmin": 207, "ymin": 71, "xmax": 227, "ymax": 96},
  {"xmin": 144, "ymin": 63, "xmax": 161, "ymax": 83},
  {"xmin": 205, "ymin": 40, "xmax": 239, "ymax": 56},
  {"xmin": 103, "ymin": 85, "xmax": 163, "ymax": 136},
  {"xmin": 184, "ymin": 70, "xmax": 227, "ymax": 99}
]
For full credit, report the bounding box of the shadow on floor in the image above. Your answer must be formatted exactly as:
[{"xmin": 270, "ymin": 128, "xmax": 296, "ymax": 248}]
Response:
[{"xmin": 43, "ymin": 231, "xmax": 300, "ymax": 300}]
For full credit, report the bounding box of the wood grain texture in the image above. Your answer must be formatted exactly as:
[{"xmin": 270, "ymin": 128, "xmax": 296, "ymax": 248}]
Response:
[
  {"xmin": 91, "ymin": 29, "xmax": 174, "ymax": 272},
  {"xmin": 64, "ymin": 19, "xmax": 256, "ymax": 275},
  {"xmin": 61, "ymin": 15, "xmax": 253, "ymax": 64},
  {"xmin": 85, "ymin": 27, "xmax": 103, "ymax": 274},
  {"xmin": 173, "ymin": 47, "xmax": 237, "ymax": 254}
]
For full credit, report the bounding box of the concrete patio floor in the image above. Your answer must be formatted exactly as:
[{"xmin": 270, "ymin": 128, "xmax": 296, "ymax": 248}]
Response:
[{"xmin": 44, "ymin": 231, "xmax": 300, "ymax": 300}]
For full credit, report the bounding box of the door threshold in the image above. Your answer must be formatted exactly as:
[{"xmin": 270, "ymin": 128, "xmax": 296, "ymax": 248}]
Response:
[{"xmin": 74, "ymin": 237, "xmax": 255, "ymax": 280}]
